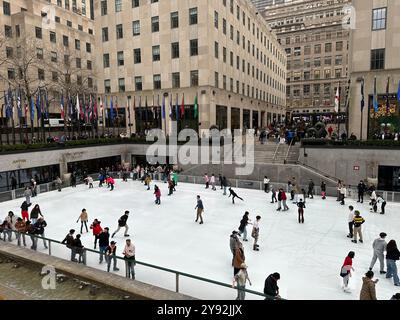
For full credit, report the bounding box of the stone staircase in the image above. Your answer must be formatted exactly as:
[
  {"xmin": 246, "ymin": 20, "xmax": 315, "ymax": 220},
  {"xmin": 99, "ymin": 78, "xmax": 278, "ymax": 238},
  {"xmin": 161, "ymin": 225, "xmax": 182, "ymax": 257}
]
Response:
[{"xmin": 253, "ymin": 141, "xmax": 300, "ymax": 164}]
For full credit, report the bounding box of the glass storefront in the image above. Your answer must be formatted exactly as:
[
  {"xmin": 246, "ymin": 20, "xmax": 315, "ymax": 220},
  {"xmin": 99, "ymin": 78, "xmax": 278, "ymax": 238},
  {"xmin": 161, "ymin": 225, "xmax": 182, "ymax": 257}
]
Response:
[
  {"xmin": 67, "ymin": 155, "xmax": 122, "ymax": 177},
  {"xmin": 216, "ymin": 105, "xmax": 228, "ymax": 130},
  {"xmin": 231, "ymin": 108, "xmax": 240, "ymax": 130},
  {"xmin": 0, "ymin": 164, "xmax": 60, "ymax": 192},
  {"xmin": 378, "ymin": 165, "xmax": 400, "ymax": 192},
  {"xmin": 253, "ymin": 111, "xmax": 259, "ymax": 129},
  {"xmin": 243, "ymin": 109, "xmax": 251, "ymax": 130},
  {"xmin": 368, "ymin": 94, "xmax": 400, "ymax": 139}
]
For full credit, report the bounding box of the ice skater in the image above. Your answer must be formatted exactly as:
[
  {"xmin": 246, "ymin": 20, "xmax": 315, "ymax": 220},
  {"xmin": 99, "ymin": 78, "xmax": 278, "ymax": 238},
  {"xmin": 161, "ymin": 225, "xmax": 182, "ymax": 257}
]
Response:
[
  {"xmin": 340, "ymin": 251, "xmax": 355, "ymax": 293},
  {"xmin": 154, "ymin": 185, "xmax": 161, "ymax": 205},
  {"xmin": 210, "ymin": 174, "xmax": 216, "ymax": 191},
  {"xmin": 76, "ymin": 208, "xmax": 89, "ymax": 234},
  {"xmin": 90, "ymin": 218, "xmax": 103, "ymax": 249},
  {"xmin": 369, "ymin": 232, "xmax": 387, "ymax": 274},
  {"xmin": 263, "ymin": 176, "xmax": 270, "ymax": 193},
  {"xmin": 233, "ymin": 242, "xmax": 245, "ymax": 276},
  {"xmin": 297, "ymin": 199, "xmax": 305, "ymax": 223},
  {"xmin": 385, "ymin": 240, "xmax": 400, "ymax": 286},
  {"xmin": 229, "ymin": 188, "xmax": 244, "ymax": 204},
  {"xmin": 195, "ymin": 195, "xmax": 204, "ymax": 224},
  {"xmin": 112, "ymin": 210, "xmax": 130, "ymax": 238},
  {"xmin": 369, "ymin": 189, "xmax": 377, "ymax": 212},
  {"xmin": 61, "ymin": 229, "xmax": 76, "ymax": 261},
  {"xmin": 107, "ymin": 175, "xmax": 115, "ymax": 191},
  {"xmin": 376, "ymin": 194, "xmax": 386, "ymax": 214},
  {"xmin": 347, "ymin": 206, "xmax": 355, "ymax": 238},
  {"xmin": 270, "ymin": 186, "xmax": 277, "ymax": 203},
  {"xmin": 238, "ymin": 212, "xmax": 252, "ymax": 242},
  {"xmin": 221, "ymin": 176, "xmax": 228, "ymax": 195},
  {"xmin": 105, "ymin": 241, "xmax": 119, "ymax": 272},
  {"xmin": 307, "ymin": 179, "xmax": 315, "ymax": 199},
  {"xmin": 339, "ymin": 184, "xmax": 347, "ymax": 205},
  {"xmin": 20, "ymin": 200, "xmax": 31, "ymax": 222},
  {"xmin": 352, "ymin": 211, "xmax": 365, "ymax": 243},
  {"xmin": 321, "ymin": 181, "xmax": 326, "ymax": 200},
  {"xmin": 230, "ymin": 231, "xmax": 241, "ymax": 266},
  {"xmin": 357, "ymin": 180, "xmax": 366, "ymax": 203},
  {"xmin": 251, "ymin": 216, "xmax": 261, "ymax": 251},
  {"xmin": 168, "ymin": 178, "xmax": 174, "ymax": 195},
  {"xmin": 144, "ymin": 175, "xmax": 152, "ymax": 191},
  {"xmin": 232, "ymin": 263, "xmax": 252, "ymax": 301},
  {"xmin": 204, "ymin": 173, "xmax": 209, "ymax": 189}
]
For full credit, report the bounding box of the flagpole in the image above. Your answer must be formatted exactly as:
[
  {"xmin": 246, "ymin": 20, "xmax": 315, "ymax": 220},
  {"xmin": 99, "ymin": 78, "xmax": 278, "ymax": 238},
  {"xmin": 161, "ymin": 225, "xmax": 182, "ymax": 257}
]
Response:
[{"xmin": 360, "ymin": 79, "xmax": 364, "ymax": 141}]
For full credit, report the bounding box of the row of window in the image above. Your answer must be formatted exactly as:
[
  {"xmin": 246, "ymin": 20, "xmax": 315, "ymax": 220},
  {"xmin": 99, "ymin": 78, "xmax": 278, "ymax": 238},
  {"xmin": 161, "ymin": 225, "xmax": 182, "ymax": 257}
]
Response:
[
  {"xmin": 278, "ymin": 31, "xmax": 345, "ymax": 45},
  {"xmin": 104, "ymin": 73, "xmax": 283, "ymax": 106},
  {"xmin": 287, "ymin": 68, "xmax": 343, "ymax": 82},
  {"xmin": 288, "ymin": 56, "xmax": 344, "ymax": 70},
  {"xmin": 285, "ymin": 41, "xmax": 344, "ymax": 57},
  {"xmin": 288, "ymin": 84, "xmax": 339, "ymax": 97},
  {"xmin": 55, "ymin": 0, "xmax": 88, "ymax": 16}
]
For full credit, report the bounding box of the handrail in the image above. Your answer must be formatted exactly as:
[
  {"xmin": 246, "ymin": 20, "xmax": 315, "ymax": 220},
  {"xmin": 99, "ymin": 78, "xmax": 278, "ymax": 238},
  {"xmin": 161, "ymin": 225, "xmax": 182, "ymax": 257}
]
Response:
[
  {"xmin": 272, "ymin": 143, "xmax": 280, "ymax": 162},
  {"xmin": 4, "ymin": 230, "xmax": 280, "ymax": 300},
  {"xmin": 284, "ymin": 139, "xmax": 295, "ymax": 164}
]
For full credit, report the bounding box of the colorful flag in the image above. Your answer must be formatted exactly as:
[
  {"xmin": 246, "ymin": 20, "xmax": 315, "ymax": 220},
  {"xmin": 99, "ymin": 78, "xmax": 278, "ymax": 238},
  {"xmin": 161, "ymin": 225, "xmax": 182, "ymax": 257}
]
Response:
[
  {"xmin": 138, "ymin": 96, "xmax": 142, "ymax": 120},
  {"xmin": 4, "ymin": 90, "xmax": 10, "ymax": 119},
  {"xmin": 175, "ymin": 94, "xmax": 179, "ymax": 119},
  {"xmin": 100, "ymin": 95, "xmax": 103, "ymax": 115},
  {"xmin": 194, "ymin": 94, "xmax": 198, "ymax": 118},
  {"xmin": 110, "ymin": 96, "xmax": 114, "ymax": 120},
  {"xmin": 44, "ymin": 90, "xmax": 49, "ymax": 120},
  {"xmin": 30, "ymin": 96, "xmax": 35, "ymax": 121},
  {"xmin": 144, "ymin": 96, "xmax": 148, "ymax": 122},
  {"xmin": 180, "ymin": 94, "xmax": 185, "ymax": 119},
  {"xmin": 60, "ymin": 92, "xmax": 65, "ymax": 119},
  {"xmin": 386, "ymin": 77, "xmax": 390, "ymax": 114},
  {"xmin": 94, "ymin": 95, "xmax": 98, "ymax": 120},
  {"xmin": 17, "ymin": 87, "xmax": 22, "ymax": 119},
  {"xmin": 397, "ymin": 80, "xmax": 400, "ymax": 102},
  {"xmin": 169, "ymin": 93, "xmax": 173, "ymax": 118},
  {"xmin": 36, "ymin": 92, "xmax": 41, "ymax": 120},
  {"xmin": 361, "ymin": 79, "xmax": 365, "ymax": 112},
  {"xmin": 104, "ymin": 95, "xmax": 108, "ymax": 119},
  {"xmin": 76, "ymin": 94, "xmax": 80, "ymax": 116},
  {"xmin": 373, "ymin": 77, "xmax": 379, "ymax": 113},
  {"xmin": 162, "ymin": 95, "xmax": 166, "ymax": 119},
  {"xmin": 334, "ymin": 86, "xmax": 340, "ymax": 113},
  {"xmin": 115, "ymin": 96, "xmax": 119, "ymax": 119}
]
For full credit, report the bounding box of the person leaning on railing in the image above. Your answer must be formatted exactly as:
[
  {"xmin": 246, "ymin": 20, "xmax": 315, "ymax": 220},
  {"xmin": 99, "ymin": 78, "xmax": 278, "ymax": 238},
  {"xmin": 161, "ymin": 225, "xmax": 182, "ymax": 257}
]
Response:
[
  {"xmin": 61, "ymin": 229, "xmax": 76, "ymax": 261},
  {"xmin": 122, "ymin": 239, "xmax": 136, "ymax": 280},
  {"xmin": 14, "ymin": 218, "xmax": 27, "ymax": 246}
]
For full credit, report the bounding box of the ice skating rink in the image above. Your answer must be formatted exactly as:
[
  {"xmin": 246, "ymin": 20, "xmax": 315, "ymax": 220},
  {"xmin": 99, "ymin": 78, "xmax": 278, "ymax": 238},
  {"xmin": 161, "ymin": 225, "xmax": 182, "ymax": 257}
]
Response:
[{"xmin": 1, "ymin": 180, "xmax": 400, "ymax": 300}]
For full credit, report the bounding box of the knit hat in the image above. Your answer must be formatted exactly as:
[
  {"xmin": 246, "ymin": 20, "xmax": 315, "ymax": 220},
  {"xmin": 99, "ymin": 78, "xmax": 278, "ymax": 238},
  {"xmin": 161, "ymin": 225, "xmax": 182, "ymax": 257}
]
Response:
[{"xmin": 240, "ymin": 263, "xmax": 247, "ymax": 269}]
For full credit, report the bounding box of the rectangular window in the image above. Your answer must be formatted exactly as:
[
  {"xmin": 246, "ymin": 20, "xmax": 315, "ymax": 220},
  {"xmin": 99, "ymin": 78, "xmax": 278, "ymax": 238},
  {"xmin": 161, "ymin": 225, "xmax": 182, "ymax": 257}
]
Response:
[
  {"xmin": 335, "ymin": 69, "xmax": 342, "ymax": 78},
  {"xmin": 63, "ymin": 35, "xmax": 69, "ymax": 47},
  {"xmin": 215, "ymin": 72, "xmax": 219, "ymax": 88},
  {"xmin": 116, "ymin": 24, "xmax": 123, "ymax": 39},
  {"xmin": 133, "ymin": 20, "xmax": 140, "ymax": 36},
  {"xmin": 52, "ymin": 72, "xmax": 58, "ymax": 82},
  {"xmin": 76, "ymin": 58, "xmax": 81, "ymax": 68},
  {"xmin": 325, "ymin": 43, "xmax": 332, "ymax": 53},
  {"xmin": 50, "ymin": 31, "xmax": 56, "ymax": 43},
  {"xmin": 35, "ymin": 27, "xmax": 42, "ymax": 39},
  {"xmin": 38, "ymin": 68, "xmax": 45, "ymax": 80},
  {"xmin": 101, "ymin": 0, "xmax": 107, "ymax": 15},
  {"xmin": 134, "ymin": 49, "xmax": 141, "ymax": 64},
  {"xmin": 372, "ymin": 7, "xmax": 387, "ymax": 30},
  {"xmin": 103, "ymin": 54, "xmax": 110, "ymax": 68},
  {"xmin": 7, "ymin": 68, "xmax": 15, "ymax": 80},
  {"xmin": 172, "ymin": 72, "xmax": 180, "ymax": 88},
  {"xmin": 118, "ymin": 78, "xmax": 125, "ymax": 92},
  {"xmin": 152, "ymin": 45, "xmax": 160, "ymax": 61},
  {"xmin": 87, "ymin": 60, "xmax": 92, "ymax": 70},
  {"xmin": 115, "ymin": 0, "xmax": 122, "ymax": 12},
  {"xmin": 86, "ymin": 43, "xmax": 91, "ymax": 53},
  {"xmin": 171, "ymin": 12, "xmax": 179, "ymax": 29},
  {"xmin": 336, "ymin": 41, "xmax": 343, "ymax": 51},
  {"xmin": 153, "ymin": 74, "xmax": 161, "ymax": 89},
  {"xmin": 75, "ymin": 39, "xmax": 80, "ymax": 50},
  {"xmin": 335, "ymin": 55, "xmax": 342, "ymax": 65},
  {"xmin": 3, "ymin": 1, "xmax": 10, "ymax": 15},
  {"xmin": 189, "ymin": 8, "xmax": 198, "ymax": 25},
  {"xmin": 104, "ymin": 79, "xmax": 111, "ymax": 93},
  {"xmin": 171, "ymin": 42, "xmax": 179, "ymax": 59},
  {"xmin": 371, "ymin": 49, "xmax": 385, "ymax": 70},
  {"xmin": 135, "ymin": 77, "xmax": 142, "ymax": 91},
  {"xmin": 190, "ymin": 70, "xmax": 199, "ymax": 87},
  {"xmin": 214, "ymin": 11, "xmax": 218, "ymax": 29},
  {"xmin": 117, "ymin": 51, "xmax": 124, "ymax": 66},
  {"xmin": 152, "ymin": 16, "xmax": 159, "ymax": 32},
  {"xmin": 51, "ymin": 51, "xmax": 57, "ymax": 62},
  {"xmin": 36, "ymin": 48, "xmax": 43, "ymax": 59},
  {"xmin": 190, "ymin": 39, "xmax": 198, "ymax": 56},
  {"xmin": 132, "ymin": 0, "xmax": 139, "ymax": 8},
  {"xmin": 102, "ymin": 27, "xmax": 109, "ymax": 42},
  {"xmin": 314, "ymin": 44, "xmax": 321, "ymax": 54},
  {"xmin": 214, "ymin": 42, "xmax": 219, "ymax": 59}
]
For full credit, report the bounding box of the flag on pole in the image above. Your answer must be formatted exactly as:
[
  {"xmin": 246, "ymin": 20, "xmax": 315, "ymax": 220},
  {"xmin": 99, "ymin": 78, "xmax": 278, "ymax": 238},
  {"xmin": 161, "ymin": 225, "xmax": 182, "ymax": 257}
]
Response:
[
  {"xmin": 180, "ymin": 94, "xmax": 185, "ymax": 119},
  {"xmin": 104, "ymin": 95, "xmax": 108, "ymax": 119},
  {"xmin": 60, "ymin": 92, "xmax": 65, "ymax": 119},
  {"xmin": 334, "ymin": 86, "xmax": 340, "ymax": 113},
  {"xmin": 138, "ymin": 96, "xmax": 142, "ymax": 120},
  {"xmin": 115, "ymin": 96, "xmax": 119, "ymax": 119},
  {"xmin": 30, "ymin": 96, "xmax": 35, "ymax": 121},
  {"xmin": 169, "ymin": 93, "xmax": 173, "ymax": 118},
  {"xmin": 110, "ymin": 96, "xmax": 114, "ymax": 120},
  {"xmin": 397, "ymin": 80, "xmax": 400, "ymax": 102},
  {"xmin": 386, "ymin": 77, "xmax": 390, "ymax": 114},
  {"xmin": 194, "ymin": 94, "xmax": 198, "ymax": 118},
  {"xmin": 162, "ymin": 95, "xmax": 166, "ymax": 119},
  {"xmin": 361, "ymin": 79, "xmax": 365, "ymax": 112},
  {"xmin": 17, "ymin": 87, "xmax": 22, "ymax": 120},
  {"xmin": 144, "ymin": 96, "xmax": 148, "ymax": 122},
  {"xmin": 94, "ymin": 95, "xmax": 98, "ymax": 120},
  {"xmin": 100, "ymin": 95, "xmax": 103, "ymax": 115},
  {"xmin": 36, "ymin": 92, "xmax": 41, "ymax": 120},
  {"xmin": 175, "ymin": 94, "xmax": 179, "ymax": 119},
  {"xmin": 76, "ymin": 94, "xmax": 80, "ymax": 116},
  {"xmin": 373, "ymin": 77, "xmax": 379, "ymax": 113},
  {"xmin": 44, "ymin": 90, "xmax": 49, "ymax": 120},
  {"xmin": 4, "ymin": 90, "xmax": 10, "ymax": 119}
]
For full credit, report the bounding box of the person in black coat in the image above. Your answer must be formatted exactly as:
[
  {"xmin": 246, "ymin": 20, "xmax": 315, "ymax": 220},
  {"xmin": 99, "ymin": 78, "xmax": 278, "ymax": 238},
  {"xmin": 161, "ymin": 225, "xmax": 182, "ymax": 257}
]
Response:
[
  {"xmin": 228, "ymin": 188, "xmax": 244, "ymax": 204},
  {"xmin": 73, "ymin": 234, "xmax": 85, "ymax": 263},
  {"xmin": 62, "ymin": 229, "xmax": 76, "ymax": 261},
  {"xmin": 98, "ymin": 227, "xmax": 110, "ymax": 263},
  {"xmin": 264, "ymin": 273, "xmax": 281, "ymax": 300},
  {"xmin": 357, "ymin": 181, "xmax": 366, "ymax": 203},
  {"xmin": 221, "ymin": 176, "xmax": 228, "ymax": 195},
  {"xmin": 112, "ymin": 211, "xmax": 130, "ymax": 238},
  {"xmin": 238, "ymin": 212, "xmax": 252, "ymax": 242}
]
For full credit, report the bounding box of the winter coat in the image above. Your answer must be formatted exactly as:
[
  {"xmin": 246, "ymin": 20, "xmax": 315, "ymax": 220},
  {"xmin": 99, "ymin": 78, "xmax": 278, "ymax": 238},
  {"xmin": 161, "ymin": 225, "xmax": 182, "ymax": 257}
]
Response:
[
  {"xmin": 386, "ymin": 247, "xmax": 400, "ymax": 261},
  {"xmin": 154, "ymin": 189, "xmax": 161, "ymax": 198},
  {"xmin": 353, "ymin": 215, "xmax": 365, "ymax": 228},
  {"xmin": 73, "ymin": 238, "xmax": 84, "ymax": 249},
  {"xmin": 233, "ymin": 248, "xmax": 245, "ymax": 269},
  {"xmin": 107, "ymin": 177, "xmax": 115, "ymax": 184},
  {"xmin": 106, "ymin": 245, "xmax": 117, "ymax": 256},
  {"xmin": 78, "ymin": 211, "xmax": 88, "ymax": 222},
  {"xmin": 172, "ymin": 172, "xmax": 178, "ymax": 183},
  {"xmin": 221, "ymin": 177, "xmax": 228, "ymax": 187},
  {"xmin": 90, "ymin": 222, "xmax": 103, "ymax": 235},
  {"xmin": 15, "ymin": 220, "xmax": 26, "ymax": 233},
  {"xmin": 62, "ymin": 234, "xmax": 75, "ymax": 248},
  {"xmin": 238, "ymin": 216, "xmax": 249, "ymax": 232},
  {"xmin": 98, "ymin": 232, "xmax": 110, "ymax": 247},
  {"xmin": 30, "ymin": 207, "xmax": 42, "ymax": 219},
  {"xmin": 277, "ymin": 191, "xmax": 282, "ymax": 201},
  {"xmin": 372, "ymin": 238, "xmax": 387, "ymax": 254},
  {"xmin": 230, "ymin": 235, "xmax": 240, "ymax": 254},
  {"xmin": 204, "ymin": 175, "xmax": 209, "ymax": 183},
  {"xmin": 321, "ymin": 183, "xmax": 326, "ymax": 192},
  {"xmin": 264, "ymin": 275, "xmax": 279, "ymax": 298},
  {"xmin": 5, "ymin": 215, "xmax": 17, "ymax": 230},
  {"xmin": 360, "ymin": 277, "xmax": 377, "ymax": 300},
  {"xmin": 281, "ymin": 191, "xmax": 287, "ymax": 201},
  {"xmin": 357, "ymin": 183, "xmax": 365, "ymax": 194},
  {"xmin": 196, "ymin": 199, "xmax": 204, "ymax": 210},
  {"xmin": 21, "ymin": 202, "xmax": 31, "ymax": 211},
  {"xmin": 33, "ymin": 220, "xmax": 47, "ymax": 235},
  {"xmin": 118, "ymin": 214, "xmax": 129, "ymax": 227}
]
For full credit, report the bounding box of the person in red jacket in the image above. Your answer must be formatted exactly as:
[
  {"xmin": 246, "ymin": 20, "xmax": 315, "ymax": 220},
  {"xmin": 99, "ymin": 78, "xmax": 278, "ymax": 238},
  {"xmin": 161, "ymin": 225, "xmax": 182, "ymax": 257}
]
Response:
[
  {"xmin": 90, "ymin": 219, "xmax": 103, "ymax": 249},
  {"xmin": 280, "ymin": 189, "xmax": 289, "ymax": 211},
  {"xmin": 106, "ymin": 176, "xmax": 115, "ymax": 191},
  {"xmin": 154, "ymin": 185, "xmax": 161, "ymax": 205},
  {"xmin": 341, "ymin": 251, "xmax": 355, "ymax": 293}
]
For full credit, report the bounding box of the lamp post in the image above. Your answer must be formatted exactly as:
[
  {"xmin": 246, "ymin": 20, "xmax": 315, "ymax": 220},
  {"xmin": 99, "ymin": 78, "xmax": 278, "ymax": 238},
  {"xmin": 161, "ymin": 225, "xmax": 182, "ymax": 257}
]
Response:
[{"xmin": 127, "ymin": 95, "xmax": 132, "ymax": 138}]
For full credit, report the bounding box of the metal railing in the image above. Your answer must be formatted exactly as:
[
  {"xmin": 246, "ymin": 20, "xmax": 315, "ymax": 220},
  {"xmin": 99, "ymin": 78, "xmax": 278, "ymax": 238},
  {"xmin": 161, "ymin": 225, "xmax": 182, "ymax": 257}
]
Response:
[
  {"xmin": 272, "ymin": 143, "xmax": 281, "ymax": 162},
  {"xmin": 284, "ymin": 139, "xmax": 295, "ymax": 164},
  {"xmin": 1, "ymin": 230, "xmax": 276, "ymax": 300}
]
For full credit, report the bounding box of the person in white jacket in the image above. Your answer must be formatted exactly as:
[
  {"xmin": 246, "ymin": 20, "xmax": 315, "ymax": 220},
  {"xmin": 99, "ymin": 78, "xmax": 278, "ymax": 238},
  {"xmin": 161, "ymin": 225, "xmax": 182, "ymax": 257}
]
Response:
[
  {"xmin": 347, "ymin": 206, "xmax": 355, "ymax": 238},
  {"xmin": 376, "ymin": 195, "xmax": 387, "ymax": 214},
  {"xmin": 370, "ymin": 190, "xmax": 377, "ymax": 212},
  {"xmin": 210, "ymin": 174, "xmax": 216, "ymax": 191},
  {"xmin": 263, "ymin": 176, "xmax": 270, "ymax": 193},
  {"xmin": 340, "ymin": 185, "xmax": 347, "ymax": 205}
]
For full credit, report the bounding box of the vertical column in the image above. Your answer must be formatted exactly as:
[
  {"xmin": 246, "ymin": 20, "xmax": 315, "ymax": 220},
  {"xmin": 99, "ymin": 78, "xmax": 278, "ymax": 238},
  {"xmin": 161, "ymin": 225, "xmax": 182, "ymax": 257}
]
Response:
[
  {"xmin": 239, "ymin": 108, "xmax": 243, "ymax": 132},
  {"xmin": 227, "ymin": 106, "xmax": 232, "ymax": 131},
  {"xmin": 250, "ymin": 110, "xmax": 253, "ymax": 129}
]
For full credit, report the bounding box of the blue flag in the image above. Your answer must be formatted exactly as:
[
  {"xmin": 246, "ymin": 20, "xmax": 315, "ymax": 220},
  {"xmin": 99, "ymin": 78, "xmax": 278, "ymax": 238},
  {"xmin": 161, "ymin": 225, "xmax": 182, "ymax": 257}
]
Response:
[
  {"xmin": 110, "ymin": 96, "xmax": 114, "ymax": 120},
  {"xmin": 162, "ymin": 95, "xmax": 166, "ymax": 119},
  {"xmin": 45, "ymin": 90, "xmax": 49, "ymax": 119},
  {"xmin": 175, "ymin": 94, "xmax": 179, "ymax": 119},
  {"xmin": 17, "ymin": 87, "xmax": 22, "ymax": 119},
  {"xmin": 397, "ymin": 80, "xmax": 400, "ymax": 102},
  {"xmin": 36, "ymin": 92, "xmax": 42, "ymax": 120},
  {"xmin": 138, "ymin": 96, "xmax": 142, "ymax": 120},
  {"xmin": 373, "ymin": 77, "xmax": 379, "ymax": 113},
  {"xmin": 30, "ymin": 96, "xmax": 35, "ymax": 121}
]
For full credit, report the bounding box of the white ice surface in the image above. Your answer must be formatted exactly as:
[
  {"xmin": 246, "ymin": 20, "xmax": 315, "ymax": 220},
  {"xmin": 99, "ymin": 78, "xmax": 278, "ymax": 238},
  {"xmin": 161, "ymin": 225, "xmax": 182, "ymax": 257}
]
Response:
[{"xmin": 1, "ymin": 180, "xmax": 399, "ymax": 300}]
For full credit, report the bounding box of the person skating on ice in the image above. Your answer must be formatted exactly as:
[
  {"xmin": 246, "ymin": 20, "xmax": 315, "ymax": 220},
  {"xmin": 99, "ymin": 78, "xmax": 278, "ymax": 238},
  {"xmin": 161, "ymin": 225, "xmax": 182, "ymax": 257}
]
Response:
[
  {"xmin": 339, "ymin": 184, "xmax": 347, "ymax": 205},
  {"xmin": 352, "ymin": 211, "xmax": 365, "ymax": 243},
  {"xmin": 210, "ymin": 174, "xmax": 216, "ymax": 191},
  {"xmin": 219, "ymin": 174, "xmax": 223, "ymax": 190},
  {"xmin": 232, "ymin": 263, "xmax": 252, "ymax": 301},
  {"xmin": 280, "ymin": 189, "xmax": 289, "ymax": 211},
  {"xmin": 112, "ymin": 210, "xmax": 130, "ymax": 237},
  {"xmin": 90, "ymin": 218, "xmax": 103, "ymax": 249},
  {"xmin": 230, "ymin": 231, "xmax": 241, "ymax": 266},
  {"xmin": 228, "ymin": 188, "xmax": 244, "ymax": 204},
  {"xmin": 360, "ymin": 271, "xmax": 378, "ymax": 300},
  {"xmin": 73, "ymin": 234, "xmax": 85, "ymax": 264},
  {"xmin": 297, "ymin": 199, "xmax": 306, "ymax": 223},
  {"xmin": 168, "ymin": 178, "xmax": 174, "ymax": 196},
  {"xmin": 264, "ymin": 273, "xmax": 281, "ymax": 300},
  {"xmin": 385, "ymin": 240, "xmax": 400, "ymax": 286},
  {"xmin": 98, "ymin": 227, "xmax": 110, "ymax": 264},
  {"xmin": 357, "ymin": 180, "xmax": 366, "ymax": 203},
  {"xmin": 195, "ymin": 195, "xmax": 204, "ymax": 224},
  {"xmin": 307, "ymin": 179, "xmax": 315, "ymax": 199},
  {"xmin": 347, "ymin": 206, "xmax": 355, "ymax": 238},
  {"xmin": 61, "ymin": 229, "xmax": 76, "ymax": 261},
  {"xmin": 233, "ymin": 242, "xmax": 246, "ymax": 276},
  {"xmin": 238, "ymin": 212, "xmax": 252, "ymax": 242},
  {"xmin": 20, "ymin": 200, "xmax": 31, "ymax": 222},
  {"xmin": 369, "ymin": 232, "xmax": 387, "ymax": 274},
  {"xmin": 221, "ymin": 176, "xmax": 228, "ymax": 195},
  {"xmin": 340, "ymin": 251, "xmax": 355, "ymax": 293},
  {"xmin": 276, "ymin": 189, "xmax": 282, "ymax": 211},
  {"xmin": 370, "ymin": 189, "xmax": 377, "ymax": 212},
  {"xmin": 376, "ymin": 194, "xmax": 387, "ymax": 214},
  {"xmin": 263, "ymin": 176, "xmax": 270, "ymax": 193},
  {"xmin": 251, "ymin": 216, "xmax": 261, "ymax": 251},
  {"xmin": 105, "ymin": 241, "xmax": 120, "ymax": 272},
  {"xmin": 321, "ymin": 181, "xmax": 327, "ymax": 200},
  {"xmin": 76, "ymin": 208, "xmax": 89, "ymax": 234},
  {"xmin": 270, "ymin": 186, "xmax": 277, "ymax": 203},
  {"xmin": 204, "ymin": 173, "xmax": 209, "ymax": 189},
  {"xmin": 154, "ymin": 185, "xmax": 161, "ymax": 205}
]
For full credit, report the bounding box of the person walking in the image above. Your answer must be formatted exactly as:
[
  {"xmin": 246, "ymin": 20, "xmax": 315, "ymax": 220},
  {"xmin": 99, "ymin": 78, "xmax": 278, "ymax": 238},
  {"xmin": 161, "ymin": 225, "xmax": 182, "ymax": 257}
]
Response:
[
  {"xmin": 30, "ymin": 204, "xmax": 43, "ymax": 225},
  {"xmin": 168, "ymin": 178, "xmax": 174, "ymax": 196},
  {"xmin": 357, "ymin": 180, "xmax": 366, "ymax": 203},
  {"xmin": 122, "ymin": 239, "xmax": 136, "ymax": 279},
  {"xmin": 230, "ymin": 231, "xmax": 241, "ymax": 266},
  {"xmin": 107, "ymin": 176, "xmax": 115, "ymax": 191},
  {"xmin": 264, "ymin": 273, "xmax": 281, "ymax": 300},
  {"xmin": 386, "ymin": 240, "xmax": 400, "ymax": 286},
  {"xmin": 204, "ymin": 173, "xmax": 209, "ymax": 189},
  {"xmin": 238, "ymin": 212, "xmax": 252, "ymax": 242},
  {"xmin": 228, "ymin": 188, "xmax": 244, "ymax": 204},
  {"xmin": 70, "ymin": 173, "xmax": 77, "ymax": 188},
  {"xmin": 340, "ymin": 251, "xmax": 355, "ymax": 293},
  {"xmin": 251, "ymin": 216, "xmax": 261, "ymax": 251},
  {"xmin": 276, "ymin": 189, "xmax": 283, "ymax": 211},
  {"xmin": 270, "ymin": 186, "xmax": 278, "ymax": 203},
  {"xmin": 369, "ymin": 232, "xmax": 387, "ymax": 274},
  {"xmin": 219, "ymin": 174, "xmax": 223, "ymax": 190},
  {"xmin": 307, "ymin": 179, "xmax": 315, "ymax": 199},
  {"xmin": 370, "ymin": 189, "xmax": 378, "ymax": 212},
  {"xmin": 210, "ymin": 174, "xmax": 216, "ymax": 191},
  {"xmin": 30, "ymin": 178, "xmax": 37, "ymax": 197},
  {"xmin": 352, "ymin": 211, "xmax": 365, "ymax": 243},
  {"xmin": 233, "ymin": 242, "xmax": 245, "ymax": 276},
  {"xmin": 76, "ymin": 209, "xmax": 89, "ymax": 234},
  {"xmin": 154, "ymin": 185, "xmax": 161, "ymax": 205},
  {"xmin": 90, "ymin": 219, "xmax": 103, "ymax": 249},
  {"xmin": 232, "ymin": 263, "xmax": 252, "ymax": 300},
  {"xmin": 105, "ymin": 241, "xmax": 119, "ymax": 272},
  {"xmin": 20, "ymin": 200, "xmax": 31, "ymax": 222},
  {"xmin": 347, "ymin": 206, "xmax": 355, "ymax": 238},
  {"xmin": 360, "ymin": 271, "xmax": 378, "ymax": 300},
  {"xmin": 144, "ymin": 175, "xmax": 151, "ymax": 191},
  {"xmin": 321, "ymin": 181, "xmax": 327, "ymax": 200},
  {"xmin": 15, "ymin": 218, "xmax": 27, "ymax": 246},
  {"xmin": 87, "ymin": 176, "xmax": 94, "ymax": 188},
  {"xmin": 112, "ymin": 211, "xmax": 130, "ymax": 238},
  {"xmin": 376, "ymin": 195, "xmax": 387, "ymax": 215},
  {"xmin": 195, "ymin": 195, "xmax": 204, "ymax": 224},
  {"xmin": 98, "ymin": 227, "xmax": 110, "ymax": 264},
  {"xmin": 24, "ymin": 187, "xmax": 32, "ymax": 205},
  {"xmin": 336, "ymin": 180, "xmax": 342, "ymax": 202},
  {"xmin": 263, "ymin": 176, "xmax": 270, "ymax": 193},
  {"xmin": 61, "ymin": 229, "xmax": 76, "ymax": 262},
  {"xmin": 297, "ymin": 199, "xmax": 306, "ymax": 224}
]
